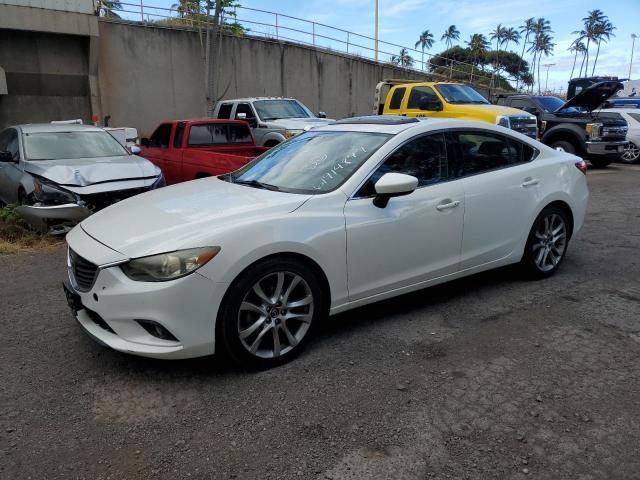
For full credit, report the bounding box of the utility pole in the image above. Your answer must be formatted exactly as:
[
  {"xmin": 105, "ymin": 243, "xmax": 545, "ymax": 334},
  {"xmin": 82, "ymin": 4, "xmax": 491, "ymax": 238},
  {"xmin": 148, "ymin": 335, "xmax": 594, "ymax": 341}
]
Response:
[
  {"xmin": 542, "ymin": 63, "xmax": 555, "ymax": 92},
  {"xmin": 374, "ymin": 0, "xmax": 379, "ymax": 62},
  {"xmin": 630, "ymin": 34, "xmax": 637, "ymax": 80}
]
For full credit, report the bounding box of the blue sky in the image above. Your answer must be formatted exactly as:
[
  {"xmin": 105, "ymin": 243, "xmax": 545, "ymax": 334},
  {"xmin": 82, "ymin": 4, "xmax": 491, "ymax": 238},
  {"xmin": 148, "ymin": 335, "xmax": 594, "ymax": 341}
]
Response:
[{"xmin": 127, "ymin": 0, "xmax": 640, "ymax": 92}]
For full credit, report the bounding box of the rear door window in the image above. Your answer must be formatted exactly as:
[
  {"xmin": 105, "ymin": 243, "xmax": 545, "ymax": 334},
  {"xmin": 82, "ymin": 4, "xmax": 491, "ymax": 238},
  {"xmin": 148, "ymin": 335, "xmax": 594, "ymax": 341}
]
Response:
[
  {"xmin": 188, "ymin": 123, "xmax": 253, "ymax": 146},
  {"xmin": 217, "ymin": 103, "xmax": 233, "ymax": 119},
  {"xmin": 388, "ymin": 87, "xmax": 406, "ymax": 110},
  {"xmin": 150, "ymin": 124, "xmax": 172, "ymax": 148}
]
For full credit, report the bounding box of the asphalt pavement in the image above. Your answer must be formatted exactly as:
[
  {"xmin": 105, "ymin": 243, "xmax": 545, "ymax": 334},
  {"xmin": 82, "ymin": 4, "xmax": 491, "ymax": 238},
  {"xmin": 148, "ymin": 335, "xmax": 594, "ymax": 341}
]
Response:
[{"xmin": 1, "ymin": 164, "xmax": 639, "ymax": 480}]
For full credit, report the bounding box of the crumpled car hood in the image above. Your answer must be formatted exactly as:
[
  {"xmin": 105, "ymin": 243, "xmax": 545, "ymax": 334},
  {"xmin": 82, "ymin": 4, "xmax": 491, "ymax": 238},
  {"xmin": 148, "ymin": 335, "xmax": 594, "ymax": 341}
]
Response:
[{"xmin": 24, "ymin": 155, "xmax": 160, "ymax": 187}]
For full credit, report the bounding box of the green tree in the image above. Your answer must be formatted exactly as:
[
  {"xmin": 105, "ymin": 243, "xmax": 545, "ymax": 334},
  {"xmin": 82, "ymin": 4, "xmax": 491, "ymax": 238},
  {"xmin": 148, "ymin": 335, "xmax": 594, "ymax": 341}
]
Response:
[
  {"xmin": 528, "ymin": 18, "xmax": 552, "ymax": 92},
  {"xmin": 414, "ymin": 30, "xmax": 435, "ymax": 71},
  {"xmin": 577, "ymin": 9, "xmax": 606, "ymax": 77},
  {"xmin": 591, "ymin": 18, "xmax": 615, "ymax": 75},
  {"xmin": 391, "ymin": 48, "xmax": 414, "ymax": 68},
  {"xmin": 569, "ymin": 40, "xmax": 587, "ymax": 79},
  {"xmin": 466, "ymin": 33, "xmax": 490, "ymax": 82},
  {"xmin": 517, "ymin": 18, "xmax": 535, "ymax": 89}
]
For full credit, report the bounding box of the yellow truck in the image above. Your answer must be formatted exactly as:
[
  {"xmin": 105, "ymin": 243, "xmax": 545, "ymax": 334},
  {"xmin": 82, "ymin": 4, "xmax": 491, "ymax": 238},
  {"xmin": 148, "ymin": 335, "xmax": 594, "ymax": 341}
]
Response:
[{"xmin": 374, "ymin": 80, "xmax": 538, "ymax": 138}]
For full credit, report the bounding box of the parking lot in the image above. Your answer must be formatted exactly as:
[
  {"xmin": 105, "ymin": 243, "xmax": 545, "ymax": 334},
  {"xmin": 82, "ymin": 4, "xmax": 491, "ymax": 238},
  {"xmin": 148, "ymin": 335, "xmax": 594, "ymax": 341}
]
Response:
[{"xmin": 1, "ymin": 164, "xmax": 639, "ymax": 480}]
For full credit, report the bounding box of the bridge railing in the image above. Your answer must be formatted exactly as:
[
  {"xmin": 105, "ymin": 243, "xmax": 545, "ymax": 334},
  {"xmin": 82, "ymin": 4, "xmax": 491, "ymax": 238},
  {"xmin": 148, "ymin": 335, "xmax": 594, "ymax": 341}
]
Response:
[{"xmin": 96, "ymin": 0, "xmax": 508, "ymax": 88}]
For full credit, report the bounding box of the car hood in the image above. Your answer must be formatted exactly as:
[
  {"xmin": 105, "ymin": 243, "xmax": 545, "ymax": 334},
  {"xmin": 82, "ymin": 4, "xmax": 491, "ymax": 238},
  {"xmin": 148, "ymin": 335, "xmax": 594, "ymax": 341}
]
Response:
[
  {"xmin": 80, "ymin": 177, "xmax": 311, "ymax": 258},
  {"xmin": 560, "ymin": 80, "xmax": 624, "ymax": 112},
  {"xmin": 473, "ymin": 104, "xmax": 532, "ymax": 116},
  {"xmin": 24, "ymin": 155, "xmax": 160, "ymax": 187},
  {"xmin": 266, "ymin": 118, "xmax": 335, "ymax": 130}
]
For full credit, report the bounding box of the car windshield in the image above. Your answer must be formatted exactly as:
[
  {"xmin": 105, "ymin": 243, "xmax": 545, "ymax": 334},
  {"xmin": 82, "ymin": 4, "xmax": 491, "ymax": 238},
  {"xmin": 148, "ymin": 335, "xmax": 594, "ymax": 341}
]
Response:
[
  {"xmin": 227, "ymin": 131, "xmax": 390, "ymax": 194},
  {"xmin": 533, "ymin": 96, "xmax": 578, "ymax": 113},
  {"xmin": 434, "ymin": 84, "xmax": 489, "ymax": 104},
  {"xmin": 24, "ymin": 131, "xmax": 128, "ymax": 160},
  {"xmin": 253, "ymin": 100, "xmax": 313, "ymax": 120}
]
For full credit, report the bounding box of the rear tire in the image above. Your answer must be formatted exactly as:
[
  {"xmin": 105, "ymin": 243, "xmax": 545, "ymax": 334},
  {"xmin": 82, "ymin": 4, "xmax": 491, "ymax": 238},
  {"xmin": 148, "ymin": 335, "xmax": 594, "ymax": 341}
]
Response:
[
  {"xmin": 620, "ymin": 142, "xmax": 640, "ymax": 164},
  {"xmin": 521, "ymin": 207, "xmax": 570, "ymax": 279},
  {"xmin": 217, "ymin": 257, "xmax": 326, "ymax": 369},
  {"xmin": 550, "ymin": 140, "xmax": 576, "ymax": 155}
]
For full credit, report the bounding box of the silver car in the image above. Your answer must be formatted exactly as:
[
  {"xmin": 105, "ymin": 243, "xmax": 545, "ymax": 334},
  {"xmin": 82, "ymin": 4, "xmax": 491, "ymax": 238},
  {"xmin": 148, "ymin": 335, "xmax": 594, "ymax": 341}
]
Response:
[
  {"xmin": 212, "ymin": 97, "xmax": 334, "ymax": 147},
  {"xmin": 0, "ymin": 123, "xmax": 164, "ymax": 233}
]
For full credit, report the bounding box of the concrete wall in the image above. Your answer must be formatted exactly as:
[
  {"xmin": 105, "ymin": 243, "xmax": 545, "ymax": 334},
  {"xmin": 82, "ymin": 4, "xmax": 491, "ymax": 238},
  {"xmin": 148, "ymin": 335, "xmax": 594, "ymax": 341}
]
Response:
[
  {"xmin": 0, "ymin": 29, "xmax": 91, "ymax": 127},
  {"xmin": 97, "ymin": 21, "xmax": 434, "ymax": 136}
]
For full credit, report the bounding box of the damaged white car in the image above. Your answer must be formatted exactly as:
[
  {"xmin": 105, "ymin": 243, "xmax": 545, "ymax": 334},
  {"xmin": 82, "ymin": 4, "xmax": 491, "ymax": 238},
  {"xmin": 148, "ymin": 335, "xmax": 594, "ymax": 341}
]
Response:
[{"xmin": 0, "ymin": 123, "xmax": 165, "ymax": 233}]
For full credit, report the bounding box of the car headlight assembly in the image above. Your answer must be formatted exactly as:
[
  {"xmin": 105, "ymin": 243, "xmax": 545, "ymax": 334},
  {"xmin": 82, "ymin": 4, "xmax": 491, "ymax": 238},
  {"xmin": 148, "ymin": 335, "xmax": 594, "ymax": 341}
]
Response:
[
  {"xmin": 32, "ymin": 177, "xmax": 77, "ymax": 205},
  {"xmin": 150, "ymin": 173, "xmax": 166, "ymax": 190},
  {"xmin": 496, "ymin": 115, "xmax": 510, "ymax": 128},
  {"xmin": 284, "ymin": 129, "xmax": 303, "ymax": 139},
  {"xmin": 121, "ymin": 247, "xmax": 220, "ymax": 282}
]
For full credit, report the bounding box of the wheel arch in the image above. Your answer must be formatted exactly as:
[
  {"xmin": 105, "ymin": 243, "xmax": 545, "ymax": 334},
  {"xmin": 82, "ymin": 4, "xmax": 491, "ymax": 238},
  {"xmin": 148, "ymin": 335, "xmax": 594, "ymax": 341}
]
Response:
[
  {"xmin": 541, "ymin": 125, "xmax": 586, "ymax": 154},
  {"xmin": 542, "ymin": 200, "xmax": 575, "ymax": 238}
]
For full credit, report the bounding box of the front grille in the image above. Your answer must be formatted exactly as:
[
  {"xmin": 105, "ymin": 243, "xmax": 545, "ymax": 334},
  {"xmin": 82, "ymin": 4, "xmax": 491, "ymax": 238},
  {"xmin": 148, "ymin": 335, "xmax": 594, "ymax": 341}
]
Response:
[
  {"xmin": 509, "ymin": 116, "xmax": 538, "ymax": 139},
  {"xmin": 79, "ymin": 187, "xmax": 148, "ymax": 212},
  {"xmin": 69, "ymin": 248, "xmax": 99, "ymax": 292}
]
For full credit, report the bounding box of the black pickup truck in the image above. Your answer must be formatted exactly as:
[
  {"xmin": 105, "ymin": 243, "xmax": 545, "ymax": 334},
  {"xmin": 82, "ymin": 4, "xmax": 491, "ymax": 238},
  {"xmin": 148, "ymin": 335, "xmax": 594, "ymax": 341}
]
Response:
[{"xmin": 496, "ymin": 81, "xmax": 628, "ymax": 168}]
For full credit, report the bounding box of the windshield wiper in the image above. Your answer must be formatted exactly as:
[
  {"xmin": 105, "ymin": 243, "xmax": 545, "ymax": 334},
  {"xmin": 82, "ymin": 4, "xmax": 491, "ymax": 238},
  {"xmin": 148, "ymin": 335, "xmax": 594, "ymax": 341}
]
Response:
[{"xmin": 234, "ymin": 179, "xmax": 281, "ymax": 191}]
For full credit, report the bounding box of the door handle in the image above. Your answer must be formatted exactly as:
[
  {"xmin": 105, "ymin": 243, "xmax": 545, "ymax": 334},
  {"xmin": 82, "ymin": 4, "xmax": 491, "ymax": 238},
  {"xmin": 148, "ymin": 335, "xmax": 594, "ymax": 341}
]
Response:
[
  {"xmin": 436, "ymin": 200, "xmax": 461, "ymax": 211},
  {"xmin": 521, "ymin": 178, "xmax": 540, "ymax": 188}
]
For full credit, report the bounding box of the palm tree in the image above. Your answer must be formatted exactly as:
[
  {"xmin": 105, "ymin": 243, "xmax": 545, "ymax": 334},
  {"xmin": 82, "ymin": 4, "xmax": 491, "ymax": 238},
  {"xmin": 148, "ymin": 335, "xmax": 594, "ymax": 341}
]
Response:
[
  {"xmin": 414, "ymin": 30, "xmax": 435, "ymax": 71},
  {"xmin": 441, "ymin": 25, "xmax": 460, "ymax": 78},
  {"xmin": 98, "ymin": 0, "xmax": 122, "ymax": 18},
  {"xmin": 391, "ymin": 48, "xmax": 414, "ymax": 68},
  {"xmin": 528, "ymin": 18, "xmax": 553, "ymax": 92},
  {"xmin": 171, "ymin": 0, "xmax": 192, "ymax": 18},
  {"xmin": 517, "ymin": 18, "xmax": 536, "ymax": 89},
  {"xmin": 529, "ymin": 33, "xmax": 554, "ymax": 93},
  {"xmin": 580, "ymin": 9, "xmax": 607, "ymax": 77},
  {"xmin": 466, "ymin": 33, "xmax": 490, "ymax": 82},
  {"xmin": 591, "ymin": 18, "xmax": 615, "ymax": 75},
  {"xmin": 569, "ymin": 41, "xmax": 587, "ymax": 80}
]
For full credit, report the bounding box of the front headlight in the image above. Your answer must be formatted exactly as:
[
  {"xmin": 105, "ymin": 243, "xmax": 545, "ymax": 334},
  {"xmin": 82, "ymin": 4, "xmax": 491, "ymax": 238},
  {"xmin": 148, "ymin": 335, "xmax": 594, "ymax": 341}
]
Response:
[
  {"xmin": 496, "ymin": 115, "xmax": 510, "ymax": 128},
  {"xmin": 586, "ymin": 122, "xmax": 603, "ymax": 140},
  {"xmin": 32, "ymin": 177, "xmax": 77, "ymax": 205},
  {"xmin": 284, "ymin": 129, "xmax": 303, "ymax": 139},
  {"xmin": 150, "ymin": 174, "xmax": 166, "ymax": 190},
  {"xmin": 121, "ymin": 247, "xmax": 220, "ymax": 282}
]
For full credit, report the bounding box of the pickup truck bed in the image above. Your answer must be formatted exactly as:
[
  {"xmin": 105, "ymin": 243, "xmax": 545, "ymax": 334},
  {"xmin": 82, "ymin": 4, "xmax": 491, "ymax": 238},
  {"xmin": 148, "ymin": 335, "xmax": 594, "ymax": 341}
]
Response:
[{"xmin": 141, "ymin": 119, "xmax": 269, "ymax": 185}]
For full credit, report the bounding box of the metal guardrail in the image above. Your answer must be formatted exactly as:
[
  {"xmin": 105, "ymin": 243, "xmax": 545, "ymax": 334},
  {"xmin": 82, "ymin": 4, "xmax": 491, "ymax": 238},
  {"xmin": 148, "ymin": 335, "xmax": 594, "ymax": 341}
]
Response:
[{"xmin": 96, "ymin": 0, "xmax": 508, "ymax": 87}]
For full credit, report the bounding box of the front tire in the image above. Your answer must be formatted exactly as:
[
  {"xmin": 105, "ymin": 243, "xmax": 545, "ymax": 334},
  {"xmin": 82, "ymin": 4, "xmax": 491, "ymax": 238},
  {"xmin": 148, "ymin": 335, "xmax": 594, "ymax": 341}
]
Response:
[
  {"xmin": 550, "ymin": 140, "xmax": 576, "ymax": 155},
  {"xmin": 217, "ymin": 258, "xmax": 325, "ymax": 369},
  {"xmin": 521, "ymin": 207, "xmax": 570, "ymax": 279}
]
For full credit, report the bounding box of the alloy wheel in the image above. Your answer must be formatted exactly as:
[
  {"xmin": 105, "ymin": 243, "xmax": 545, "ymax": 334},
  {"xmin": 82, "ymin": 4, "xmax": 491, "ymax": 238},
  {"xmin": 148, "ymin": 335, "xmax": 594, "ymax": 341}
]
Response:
[
  {"xmin": 621, "ymin": 142, "xmax": 640, "ymax": 163},
  {"xmin": 237, "ymin": 271, "xmax": 314, "ymax": 359},
  {"xmin": 532, "ymin": 213, "xmax": 567, "ymax": 272}
]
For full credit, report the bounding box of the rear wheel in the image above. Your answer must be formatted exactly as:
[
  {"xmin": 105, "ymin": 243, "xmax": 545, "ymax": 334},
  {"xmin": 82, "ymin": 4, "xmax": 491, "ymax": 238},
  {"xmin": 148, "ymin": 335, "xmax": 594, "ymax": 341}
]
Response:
[
  {"xmin": 521, "ymin": 207, "xmax": 570, "ymax": 279},
  {"xmin": 217, "ymin": 258, "xmax": 325, "ymax": 369},
  {"xmin": 550, "ymin": 140, "xmax": 576, "ymax": 154},
  {"xmin": 620, "ymin": 142, "xmax": 640, "ymax": 164}
]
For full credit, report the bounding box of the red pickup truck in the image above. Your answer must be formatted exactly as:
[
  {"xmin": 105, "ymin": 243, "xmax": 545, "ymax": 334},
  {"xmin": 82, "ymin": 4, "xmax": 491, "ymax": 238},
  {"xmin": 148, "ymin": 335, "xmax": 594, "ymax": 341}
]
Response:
[{"xmin": 140, "ymin": 119, "xmax": 269, "ymax": 185}]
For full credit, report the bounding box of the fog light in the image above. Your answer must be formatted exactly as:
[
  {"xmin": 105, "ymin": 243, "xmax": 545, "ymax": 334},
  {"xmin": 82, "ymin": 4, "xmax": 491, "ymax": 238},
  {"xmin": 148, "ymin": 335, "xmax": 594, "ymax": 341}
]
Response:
[{"xmin": 136, "ymin": 320, "xmax": 178, "ymax": 341}]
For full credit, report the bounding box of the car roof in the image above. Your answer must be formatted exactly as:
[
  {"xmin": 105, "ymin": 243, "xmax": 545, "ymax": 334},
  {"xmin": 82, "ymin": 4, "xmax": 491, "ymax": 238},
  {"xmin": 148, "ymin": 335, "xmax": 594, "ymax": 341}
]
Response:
[
  {"xmin": 16, "ymin": 124, "xmax": 105, "ymax": 134},
  {"xmin": 311, "ymin": 117, "xmax": 516, "ymax": 135},
  {"xmin": 220, "ymin": 97, "xmax": 298, "ymax": 103}
]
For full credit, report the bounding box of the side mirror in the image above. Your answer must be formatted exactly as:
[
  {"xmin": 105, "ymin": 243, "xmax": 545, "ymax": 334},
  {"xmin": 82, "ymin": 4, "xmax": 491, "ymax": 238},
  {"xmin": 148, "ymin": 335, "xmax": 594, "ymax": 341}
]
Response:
[
  {"xmin": 130, "ymin": 145, "xmax": 142, "ymax": 155},
  {"xmin": 236, "ymin": 113, "xmax": 247, "ymax": 120},
  {"xmin": 523, "ymin": 107, "xmax": 539, "ymax": 116},
  {"xmin": 318, "ymin": 111, "xmax": 327, "ymax": 118},
  {"xmin": 140, "ymin": 138, "xmax": 150, "ymax": 147},
  {"xmin": 0, "ymin": 151, "xmax": 15, "ymax": 162},
  {"xmin": 373, "ymin": 173, "xmax": 418, "ymax": 208},
  {"xmin": 419, "ymin": 97, "xmax": 443, "ymax": 111}
]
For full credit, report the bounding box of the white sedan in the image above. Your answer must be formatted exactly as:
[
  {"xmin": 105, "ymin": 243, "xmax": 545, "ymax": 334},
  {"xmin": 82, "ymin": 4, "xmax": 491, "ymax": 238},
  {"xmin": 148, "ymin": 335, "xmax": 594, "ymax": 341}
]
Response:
[
  {"xmin": 64, "ymin": 116, "xmax": 589, "ymax": 368},
  {"xmin": 602, "ymin": 108, "xmax": 640, "ymax": 163}
]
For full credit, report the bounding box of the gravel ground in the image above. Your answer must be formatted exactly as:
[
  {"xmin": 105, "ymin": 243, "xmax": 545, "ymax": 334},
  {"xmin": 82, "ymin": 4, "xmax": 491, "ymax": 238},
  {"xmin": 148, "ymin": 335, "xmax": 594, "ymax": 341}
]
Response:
[{"xmin": 1, "ymin": 164, "xmax": 640, "ymax": 480}]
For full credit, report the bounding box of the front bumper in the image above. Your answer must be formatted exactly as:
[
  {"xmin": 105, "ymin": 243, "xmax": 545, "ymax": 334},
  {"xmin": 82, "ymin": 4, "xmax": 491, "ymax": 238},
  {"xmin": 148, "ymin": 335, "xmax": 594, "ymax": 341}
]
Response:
[
  {"xmin": 65, "ymin": 231, "xmax": 229, "ymax": 359},
  {"xmin": 16, "ymin": 203, "xmax": 92, "ymax": 234},
  {"xmin": 585, "ymin": 140, "xmax": 628, "ymax": 157}
]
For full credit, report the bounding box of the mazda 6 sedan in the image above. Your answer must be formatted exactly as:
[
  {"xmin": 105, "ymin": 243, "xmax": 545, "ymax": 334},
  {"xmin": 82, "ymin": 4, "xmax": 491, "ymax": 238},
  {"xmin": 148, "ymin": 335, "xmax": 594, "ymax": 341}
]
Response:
[{"xmin": 64, "ymin": 116, "xmax": 589, "ymax": 368}]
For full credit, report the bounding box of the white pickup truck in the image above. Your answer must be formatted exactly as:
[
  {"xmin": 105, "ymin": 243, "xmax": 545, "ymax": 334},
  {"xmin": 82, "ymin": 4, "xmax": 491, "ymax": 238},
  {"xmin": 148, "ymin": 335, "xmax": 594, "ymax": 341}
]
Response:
[{"xmin": 212, "ymin": 97, "xmax": 333, "ymax": 147}]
